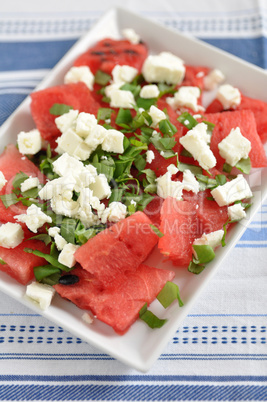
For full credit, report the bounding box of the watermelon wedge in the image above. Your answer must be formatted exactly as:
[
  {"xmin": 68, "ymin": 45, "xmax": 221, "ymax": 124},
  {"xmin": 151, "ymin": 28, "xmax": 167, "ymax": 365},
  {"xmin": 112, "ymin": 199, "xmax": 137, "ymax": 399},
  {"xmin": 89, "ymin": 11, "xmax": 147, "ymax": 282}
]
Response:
[
  {"xmin": 54, "ymin": 264, "xmax": 175, "ymax": 335},
  {"xmin": 75, "ymin": 212, "xmax": 158, "ymax": 288}
]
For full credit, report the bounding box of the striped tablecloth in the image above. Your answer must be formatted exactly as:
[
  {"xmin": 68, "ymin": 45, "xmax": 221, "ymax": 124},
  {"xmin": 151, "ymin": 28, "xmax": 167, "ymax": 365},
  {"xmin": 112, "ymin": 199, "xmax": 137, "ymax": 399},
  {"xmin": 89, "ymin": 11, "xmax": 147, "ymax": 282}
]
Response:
[{"xmin": 0, "ymin": 1, "xmax": 266, "ymax": 400}]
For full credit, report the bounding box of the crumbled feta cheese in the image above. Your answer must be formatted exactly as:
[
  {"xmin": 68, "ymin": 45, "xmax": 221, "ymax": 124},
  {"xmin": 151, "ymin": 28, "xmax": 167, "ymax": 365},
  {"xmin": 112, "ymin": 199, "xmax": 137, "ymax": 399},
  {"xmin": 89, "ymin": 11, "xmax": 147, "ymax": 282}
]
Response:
[
  {"xmin": 211, "ymin": 174, "xmax": 253, "ymax": 207},
  {"xmin": 54, "ymin": 233, "xmax": 67, "ymax": 251},
  {"xmin": 166, "ymin": 86, "xmax": 204, "ymax": 112},
  {"xmin": 156, "ymin": 171, "xmax": 183, "ymax": 200},
  {"xmin": 218, "ymin": 127, "xmax": 251, "ymax": 166},
  {"xmin": 142, "ymin": 52, "xmax": 185, "ymax": 85},
  {"xmin": 82, "ymin": 312, "xmax": 94, "ymax": 325},
  {"xmin": 0, "ymin": 171, "xmax": 7, "ymax": 191},
  {"xmin": 50, "ymin": 195, "xmax": 79, "ymax": 218},
  {"xmin": 101, "ymin": 202, "xmax": 127, "ymax": 224},
  {"xmin": 101, "ymin": 129, "xmax": 124, "ymax": 154},
  {"xmin": 216, "ymin": 84, "xmax": 241, "ymax": 109},
  {"xmin": 130, "ymin": 199, "xmax": 137, "ymax": 206},
  {"xmin": 167, "ymin": 164, "xmax": 179, "ymax": 175},
  {"xmin": 112, "ymin": 65, "xmax": 138, "ymax": 85},
  {"xmin": 122, "ymin": 28, "xmax": 140, "ymax": 44},
  {"xmin": 20, "ymin": 176, "xmax": 40, "ymax": 192},
  {"xmin": 55, "ymin": 109, "xmax": 79, "ymax": 133},
  {"xmin": 17, "ymin": 129, "xmax": 42, "ymax": 155},
  {"xmin": 26, "ymin": 282, "xmax": 55, "ymax": 310},
  {"xmin": 48, "ymin": 226, "xmax": 60, "ymax": 237},
  {"xmin": 58, "ymin": 243, "xmax": 80, "ymax": 268},
  {"xmin": 84, "ymin": 124, "xmax": 107, "ymax": 150},
  {"xmin": 72, "ymin": 142, "xmax": 92, "ymax": 161},
  {"xmin": 56, "ymin": 128, "xmax": 84, "ymax": 156},
  {"xmin": 0, "ymin": 222, "xmax": 24, "ymax": 249},
  {"xmin": 193, "ymin": 229, "xmax": 224, "ymax": 249},
  {"xmin": 89, "ymin": 174, "xmax": 111, "ymax": 200},
  {"xmin": 182, "ymin": 169, "xmax": 200, "ymax": 194},
  {"xmin": 75, "ymin": 112, "xmax": 98, "ymax": 139},
  {"xmin": 179, "ymin": 123, "xmax": 216, "ymax": 170},
  {"xmin": 146, "ymin": 150, "xmax": 155, "ymax": 164},
  {"xmin": 109, "ymin": 89, "xmax": 136, "ymax": 109},
  {"xmin": 148, "ymin": 105, "xmax": 166, "ymax": 128},
  {"xmin": 64, "ymin": 66, "xmax": 94, "ymax": 90},
  {"xmin": 204, "ymin": 68, "xmax": 225, "ymax": 91},
  {"xmin": 14, "ymin": 204, "xmax": 52, "ymax": 233},
  {"xmin": 228, "ymin": 203, "xmax": 247, "ymax": 221},
  {"xmin": 140, "ymin": 84, "xmax": 160, "ymax": 99}
]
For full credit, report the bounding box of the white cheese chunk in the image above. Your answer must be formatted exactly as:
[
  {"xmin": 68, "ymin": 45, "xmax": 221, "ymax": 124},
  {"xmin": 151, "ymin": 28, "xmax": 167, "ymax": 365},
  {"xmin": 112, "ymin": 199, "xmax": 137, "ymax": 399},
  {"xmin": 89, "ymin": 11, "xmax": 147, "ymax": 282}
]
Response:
[
  {"xmin": 166, "ymin": 86, "xmax": 204, "ymax": 112},
  {"xmin": 26, "ymin": 282, "xmax": 55, "ymax": 310},
  {"xmin": 101, "ymin": 129, "xmax": 124, "ymax": 154},
  {"xmin": 55, "ymin": 109, "xmax": 79, "ymax": 133},
  {"xmin": 75, "ymin": 112, "xmax": 98, "ymax": 139},
  {"xmin": 56, "ymin": 128, "xmax": 83, "ymax": 156},
  {"xmin": 82, "ymin": 312, "xmax": 94, "ymax": 325},
  {"xmin": 142, "ymin": 52, "xmax": 185, "ymax": 85},
  {"xmin": 193, "ymin": 229, "xmax": 224, "ymax": 249},
  {"xmin": 50, "ymin": 195, "xmax": 79, "ymax": 218},
  {"xmin": 109, "ymin": 89, "xmax": 136, "ymax": 109},
  {"xmin": 20, "ymin": 176, "xmax": 40, "ymax": 193},
  {"xmin": 72, "ymin": 142, "xmax": 92, "ymax": 161},
  {"xmin": 52, "ymin": 153, "xmax": 85, "ymax": 177},
  {"xmin": 0, "ymin": 171, "xmax": 7, "ymax": 191},
  {"xmin": 148, "ymin": 105, "xmax": 166, "ymax": 128},
  {"xmin": 54, "ymin": 233, "xmax": 67, "ymax": 251},
  {"xmin": 216, "ymin": 84, "xmax": 241, "ymax": 109},
  {"xmin": 101, "ymin": 202, "xmax": 127, "ymax": 224},
  {"xmin": 156, "ymin": 171, "xmax": 183, "ymax": 200},
  {"xmin": 211, "ymin": 174, "xmax": 253, "ymax": 207},
  {"xmin": 122, "ymin": 28, "xmax": 140, "ymax": 44},
  {"xmin": 17, "ymin": 129, "xmax": 42, "ymax": 155},
  {"xmin": 140, "ymin": 84, "xmax": 160, "ymax": 99},
  {"xmin": 58, "ymin": 243, "xmax": 80, "ymax": 268},
  {"xmin": 167, "ymin": 164, "xmax": 179, "ymax": 175},
  {"xmin": 218, "ymin": 127, "xmax": 251, "ymax": 166},
  {"xmin": 146, "ymin": 150, "xmax": 155, "ymax": 164},
  {"xmin": 0, "ymin": 222, "xmax": 24, "ymax": 249},
  {"xmin": 48, "ymin": 226, "xmax": 60, "ymax": 237},
  {"xmin": 14, "ymin": 204, "xmax": 52, "ymax": 233},
  {"xmin": 203, "ymin": 68, "xmax": 225, "ymax": 90},
  {"xmin": 182, "ymin": 169, "xmax": 200, "ymax": 194},
  {"xmin": 112, "ymin": 65, "xmax": 138, "ymax": 85},
  {"xmin": 64, "ymin": 66, "xmax": 94, "ymax": 90},
  {"xmin": 89, "ymin": 174, "xmax": 111, "ymax": 200},
  {"xmin": 84, "ymin": 124, "xmax": 107, "ymax": 150},
  {"xmin": 179, "ymin": 123, "xmax": 217, "ymax": 170},
  {"xmin": 228, "ymin": 203, "xmax": 247, "ymax": 221}
]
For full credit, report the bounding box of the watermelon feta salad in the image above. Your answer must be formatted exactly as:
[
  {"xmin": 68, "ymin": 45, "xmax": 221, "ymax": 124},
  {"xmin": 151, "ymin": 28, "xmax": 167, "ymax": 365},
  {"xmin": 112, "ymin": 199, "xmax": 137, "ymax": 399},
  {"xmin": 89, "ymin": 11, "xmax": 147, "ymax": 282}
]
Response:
[{"xmin": 0, "ymin": 27, "xmax": 266, "ymax": 335}]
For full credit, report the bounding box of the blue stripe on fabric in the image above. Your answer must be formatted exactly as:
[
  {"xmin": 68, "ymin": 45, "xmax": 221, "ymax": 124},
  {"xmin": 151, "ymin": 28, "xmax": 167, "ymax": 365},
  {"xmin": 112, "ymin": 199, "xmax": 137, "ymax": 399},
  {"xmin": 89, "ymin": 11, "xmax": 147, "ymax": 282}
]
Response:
[
  {"xmin": 0, "ymin": 93, "xmax": 29, "ymax": 125},
  {"xmin": 0, "ymin": 384, "xmax": 266, "ymax": 401},
  {"xmin": 240, "ymin": 227, "xmax": 267, "ymax": 241},
  {"xmin": 0, "ymin": 40, "xmax": 76, "ymax": 71}
]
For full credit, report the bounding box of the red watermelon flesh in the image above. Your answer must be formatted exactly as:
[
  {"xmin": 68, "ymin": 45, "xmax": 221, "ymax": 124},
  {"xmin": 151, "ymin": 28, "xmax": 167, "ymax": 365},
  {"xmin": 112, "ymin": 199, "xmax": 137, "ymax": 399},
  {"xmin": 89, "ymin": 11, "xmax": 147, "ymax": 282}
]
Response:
[
  {"xmin": 75, "ymin": 212, "xmax": 158, "ymax": 288},
  {"xmin": 202, "ymin": 110, "xmax": 267, "ymax": 169},
  {"xmin": 0, "ymin": 144, "xmax": 45, "ymax": 225},
  {"xmin": 73, "ymin": 38, "xmax": 148, "ymax": 75},
  {"xmin": 30, "ymin": 82, "xmax": 101, "ymax": 147},
  {"xmin": 54, "ymin": 264, "xmax": 175, "ymax": 335},
  {"xmin": 143, "ymin": 196, "xmax": 164, "ymax": 228},
  {"xmin": 206, "ymin": 94, "xmax": 267, "ymax": 144},
  {"xmin": 183, "ymin": 65, "xmax": 210, "ymax": 91},
  {"xmin": 159, "ymin": 197, "xmax": 199, "ymax": 266},
  {"xmin": 0, "ymin": 239, "xmax": 50, "ymax": 285}
]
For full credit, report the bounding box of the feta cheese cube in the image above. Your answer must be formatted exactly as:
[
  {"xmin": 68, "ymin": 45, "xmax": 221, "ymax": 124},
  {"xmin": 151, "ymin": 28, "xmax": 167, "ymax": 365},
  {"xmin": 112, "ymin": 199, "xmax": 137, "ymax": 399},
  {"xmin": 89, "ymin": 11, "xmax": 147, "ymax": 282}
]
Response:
[
  {"xmin": 64, "ymin": 66, "xmax": 94, "ymax": 90},
  {"xmin": 167, "ymin": 164, "xmax": 179, "ymax": 175},
  {"xmin": 156, "ymin": 172, "xmax": 183, "ymax": 200},
  {"xmin": 14, "ymin": 204, "xmax": 52, "ymax": 233},
  {"xmin": 56, "ymin": 127, "xmax": 84, "ymax": 157},
  {"xmin": 75, "ymin": 112, "xmax": 98, "ymax": 139},
  {"xmin": 148, "ymin": 105, "xmax": 166, "ymax": 128},
  {"xmin": 0, "ymin": 222, "xmax": 24, "ymax": 249},
  {"xmin": 142, "ymin": 52, "xmax": 185, "ymax": 85},
  {"xmin": 216, "ymin": 84, "xmax": 241, "ymax": 109},
  {"xmin": 17, "ymin": 129, "xmax": 42, "ymax": 155},
  {"xmin": 203, "ymin": 69, "xmax": 225, "ymax": 91},
  {"xmin": 58, "ymin": 243, "xmax": 80, "ymax": 268},
  {"xmin": 52, "ymin": 153, "xmax": 84, "ymax": 177},
  {"xmin": 140, "ymin": 84, "xmax": 160, "ymax": 99},
  {"xmin": 50, "ymin": 195, "xmax": 79, "ymax": 218},
  {"xmin": 72, "ymin": 142, "xmax": 92, "ymax": 161},
  {"xmin": 26, "ymin": 282, "xmax": 55, "ymax": 310},
  {"xmin": 89, "ymin": 174, "xmax": 111, "ymax": 200},
  {"xmin": 20, "ymin": 176, "xmax": 40, "ymax": 192},
  {"xmin": 218, "ymin": 127, "xmax": 251, "ymax": 166},
  {"xmin": 182, "ymin": 169, "xmax": 200, "ymax": 194},
  {"xmin": 146, "ymin": 150, "xmax": 155, "ymax": 164},
  {"xmin": 54, "ymin": 233, "xmax": 67, "ymax": 251},
  {"xmin": 55, "ymin": 109, "xmax": 79, "ymax": 133},
  {"xmin": 109, "ymin": 89, "xmax": 136, "ymax": 109},
  {"xmin": 211, "ymin": 174, "xmax": 253, "ymax": 207},
  {"xmin": 0, "ymin": 171, "xmax": 7, "ymax": 191},
  {"xmin": 84, "ymin": 124, "xmax": 107, "ymax": 149},
  {"xmin": 48, "ymin": 226, "xmax": 60, "ymax": 237},
  {"xmin": 122, "ymin": 28, "xmax": 140, "ymax": 44},
  {"xmin": 179, "ymin": 123, "xmax": 217, "ymax": 170},
  {"xmin": 166, "ymin": 86, "xmax": 204, "ymax": 112},
  {"xmin": 101, "ymin": 202, "xmax": 127, "ymax": 224},
  {"xmin": 228, "ymin": 203, "xmax": 247, "ymax": 221},
  {"xmin": 82, "ymin": 312, "xmax": 94, "ymax": 325},
  {"xmin": 193, "ymin": 229, "xmax": 224, "ymax": 249},
  {"xmin": 112, "ymin": 65, "xmax": 138, "ymax": 85},
  {"xmin": 101, "ymin": 129, "xmax": 124, "ymax": 154}
]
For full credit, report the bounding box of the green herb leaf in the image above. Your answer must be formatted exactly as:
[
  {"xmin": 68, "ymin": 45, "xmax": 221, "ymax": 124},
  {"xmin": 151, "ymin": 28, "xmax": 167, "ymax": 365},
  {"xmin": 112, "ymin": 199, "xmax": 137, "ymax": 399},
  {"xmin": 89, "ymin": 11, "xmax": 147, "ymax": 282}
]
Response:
[
  {"xmin": 0, "ymin": 193, "xmax": 19, "ymax": 208},
  {"xmin": 24, "ymin": 248, "xmax": 71, "ymax": 271},
  {"xmin": 115, "ymin": 108, "xmax": 133, "ymax": 127},
  {"xmin": 97, "ymin": 108, "xmax": 113, "ymax": 122},
  {"xmin": 34, "ymin": 265, "xmax": 61, "ymax": 282},
  {"xmin": 120, "ymin": 83, "xmax": 141, "ymax": 98},
  {"xmin": 136, "ymin": 97, "xmax": 156, "ymax": 110},
  {"xmin": 158, "ymin": 119, "xmax": 177, "ymax": 137},
  {"xmin": 178, "ymin": 162, "xmax": 202, "ymax": 176},
  {"xmin": 139, "ymin": 303, "xmax": 167, "ymax": 329},
  {"xmin": 235, "ymin": 157, "xmax": 251, "ymax": 174},
  {"xmin": 0, "ymin": 258, "xmax": 6, "ymax": 265},
  {"xmin": 188, "ymin": 261, "xmax": 206, "ymax": 274},
  {"xmin": 150, "ymin": 224, "xmax": 164, "ymax": 238},
  {"xmin": 215, "ymin": 174, "xmax": 227, "ymax": 186},
  {"xmin": 192, "ymin": 245, "xmax": 216, "ymax": 264},
  {"xmin": 157, "ymin": 281, "xmax": 183, "ymax": 308},
  {"xmin": 49, "ymin": 103, "xmax": 73, "ymax": 116},
  {"xmin": 177, "ymin": 112, "xmax": 198, "ymax": 129},
  {"xmin": 12, "ymin": 172, "xmax": 29, "ymax": 189},
  {"xmin": 223, "ymin": 163, "xmax": 232, "ymax": 173},
  {"xmin": 60, "ymin": 218, "xmax": 78, "ymax": 244},
  {"xmin": 29, "ymin": 233, "xmax": 52, "ymax": 246},
  {"xmin": 94, "ymin": 70, "xmax": 112, "ymax": 86}
]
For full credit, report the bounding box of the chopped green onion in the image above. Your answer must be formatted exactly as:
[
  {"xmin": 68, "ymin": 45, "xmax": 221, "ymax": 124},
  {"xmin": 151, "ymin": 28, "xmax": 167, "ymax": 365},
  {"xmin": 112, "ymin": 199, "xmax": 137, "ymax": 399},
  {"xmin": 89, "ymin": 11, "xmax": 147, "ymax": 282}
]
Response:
[
  {"xmin": 24, "ymin": 248, "xmax": 71, "ymax": 271},
  {"xmin": 136, "ymin": 97, "xmax": 156, "ymax": 110},
  {"xmin": 157, "ymin": 281, "xmax": 183, "ymax": 308},
  {"xmin": 115, "ymin": 108, "xmax": 133, "ymax": 127},
  {"xmin": 188, "ymin": 261, "xmax": 206, "ymax": 274},
  {"xmin": 177, "ymin": 112, "xmax": 198, "ymax": 129},
  {"xmin": 192, "ymin": 245, "xmax": 216, "ymax": 264},
  {"xmin": 150, "ymin": 224, "xmax": 164, "ymax": 238},
  {"xmin": 49, "ymin": 103, "xmax": 73, "ymax": 115},
  {"xmin": 0, "ymin": 258, "xmax": 6, "ymax": 265},
  {"xmin": 159, "ymin": 119, "xmax": 177, "ymax": 137},
  {"xmin": 139, "ymin": 303, "xmax": 167, "ymax": 329}
]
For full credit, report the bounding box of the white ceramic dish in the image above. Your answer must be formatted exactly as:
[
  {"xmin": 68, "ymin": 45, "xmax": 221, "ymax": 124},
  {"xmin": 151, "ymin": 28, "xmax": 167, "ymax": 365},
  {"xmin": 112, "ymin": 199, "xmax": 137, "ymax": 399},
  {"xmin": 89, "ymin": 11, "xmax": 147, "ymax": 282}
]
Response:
[{"xmin": 0, "ymin": 7, "xmax": 266, "ymax": 372}]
